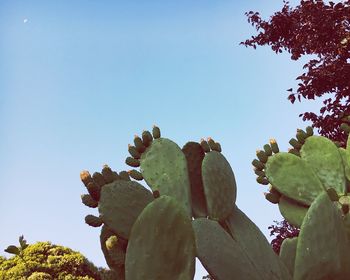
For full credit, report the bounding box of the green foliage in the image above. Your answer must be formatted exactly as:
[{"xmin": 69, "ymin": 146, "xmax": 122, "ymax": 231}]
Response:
[
  {"xmin": 0, "ymin": 240, "xmax": 115, "ymax": 280},
  {"xmin": 4, "ymin": 235, "xmax": 28, "ymax": 257}
]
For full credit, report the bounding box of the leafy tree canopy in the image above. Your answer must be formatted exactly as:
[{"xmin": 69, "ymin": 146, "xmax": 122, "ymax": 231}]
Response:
[
  {"xmin": 0, "ymin": 239, "xmax": 115, "ymax": 280},
  {"xmin": 242, "ymin": 0, "xmax": 350, "ymax": 146}
]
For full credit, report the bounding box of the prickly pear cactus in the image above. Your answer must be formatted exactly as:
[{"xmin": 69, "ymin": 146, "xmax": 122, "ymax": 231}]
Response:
[
  {"xmin": 79, "ymin": 125, "xmax": 350, "ymax": 280},
  {"xmin": 253, "ymin": 127, "xmax": 350, "ymax": 279}
]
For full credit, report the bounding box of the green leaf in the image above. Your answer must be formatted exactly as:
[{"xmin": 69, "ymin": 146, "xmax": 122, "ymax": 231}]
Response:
[{"xmin": 4, "ymin": 245, "xmax": 20, "ymax": 255}]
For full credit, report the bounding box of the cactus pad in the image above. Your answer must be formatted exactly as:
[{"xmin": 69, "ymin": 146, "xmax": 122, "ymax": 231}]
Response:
[
  {"xmin": 100, "ymin": 226, "xmax": 126, "ymax": 280},
  {"xmin": 105, "ymin": 235, "xmax": 126, "ymax": 266},
  {"xmin": 125, "ymin": 195, "xmax": 195, "ymax": 280},
  {"xmin": 225, "ymin": 206, "xmax": 292, "ymax": 280},
  {"xmin": 279, "ymin": 237, "xmax": 298, "ymax": 277},
  {"xmin": 201, "ymin": 151, "xmax": 237, "ymax": 221},
  {"xmin": 192, "ymin": 218, "xmax": 261, "ymax": 280},
  {"xmin": 139, "ymin": 138, "xmax": 192, "ymax": 217},
  {"xmin": 278, "ymin": 196, "xmax": 308, "ymax": 228},
  {"xmin": 182, "ymin": 141, "xmax": 207, "ymax": 218},
  {"xmin": 98, "ymin": 180, "xmax": 154, "ymax": 239},
  {"xmin": 265, "ymin": 152, "xmax": 324, "ymax": 205},
  {"xmin": 294, "ymin": 191, "xmax": 350, "ymax": 280},
  {"xmin": 300, "ymin": 136, "xmax": 346, "ymax": 194}
]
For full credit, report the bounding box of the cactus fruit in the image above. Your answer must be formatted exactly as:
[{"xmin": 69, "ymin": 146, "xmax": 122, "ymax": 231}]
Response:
[
  {"xmin": 252, "ymin": 159, "xmax": 265, "ymax": 170},
  {"xmin": 128, "ymin": 145, "xmax": 141, "ymax": 159},
  {"xmin": 127, "ymin": 169, "xmax": 143, "ymax": 181},
  {"xmin": 200, "ymin": 138, "xmax": 211, "ymax": 152},
  {"xmin": 305, "ymin": 126, "xmax": 314, "ymax": 136},
  {"xmin": 289, "ymin": 138, "xmax": 302, "ymax": 150},
  {"xmin": 118, "ymin": 170, "xmax": 131, "ymax": 181},
  {"xmin": 296, "ymin": 129, "xmax": 308, "ymax": 144},
  {"xmin": 152, "ymin": 125, "xmax": 161, "ymax": 139},
  {"xmin": 256, "ymin": 150, "xmax": 268, "ymax": 163},
  {"xmin": 80, "ymin": 170, "xmax": 93, "ymax": 186},
  {"xmin": 265, "ymin": 191, "xmax": 280, "ymax": 204},
  {"xmin": 92, "ymin": 172, "xmax": 105, "ymax": 188},
  {"xmin": 341, "ymin": 123, "xmax": 350, "ymax": 134},
  {"xmin": 141, "ymin": 130, "xmax": 153, "ymax": 147},
  {"xmin": 269, "ymin": 138, "xmax": 279, "ymax": 153},
  {"xmin": 133, "ymin": 135, "xmax": 146, "ymax": 153},
  {"xmin": 288, "ymin": 148, "xmax": 301, "ymax": 157},
  {"xmin": 263, "ymin": 143, "xmax": 273, "ymax": 156},
  {"xmin": 85, "ymin": 214, "xmax": 103, "ymax": 227},
  {"xmin": 327, "ymin": 188, "xmax": 340, "ymax": 201},
  {"xmin": 152, "ymin": 190, "xmax": 160, "ymax": 198},
  {"xmin": 257, "ymin": 176, "xmax": 269, "ymax": 185},
  {"xmin": 81, "ymin": 194, "xmax": 98, "ymax": 208},
  {"xmin": 125, "ymin": 157, "xmax": 140, "ymax": 167},
  {"xmin": 101, "ymin": 165, "xmax": 117, "ymax": 183}
]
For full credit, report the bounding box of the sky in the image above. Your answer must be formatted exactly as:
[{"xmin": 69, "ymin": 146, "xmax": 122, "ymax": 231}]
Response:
[{"xmin": 0, "ymin": 0, "xmax": 324, "ymax": 279}]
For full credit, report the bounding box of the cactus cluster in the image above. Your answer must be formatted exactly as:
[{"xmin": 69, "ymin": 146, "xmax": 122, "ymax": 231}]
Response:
[
  {"xmin": 253, "ymin": 126, "xmax": 350, "ymax": 279},
  {"xmin": 80, "ymin": 125, "xmax": 350, "ymax": 280}
]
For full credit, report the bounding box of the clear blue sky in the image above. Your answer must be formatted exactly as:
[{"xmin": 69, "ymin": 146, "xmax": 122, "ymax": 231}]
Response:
[{"xmin": 1, "ymin": 1, "xmax": 322, "ymax": 278}]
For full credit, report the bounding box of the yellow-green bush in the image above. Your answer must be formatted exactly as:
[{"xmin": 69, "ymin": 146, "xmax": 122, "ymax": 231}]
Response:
[{"xmin": 0, "ymin": 241, "xmax": 114, "ymax": 280}]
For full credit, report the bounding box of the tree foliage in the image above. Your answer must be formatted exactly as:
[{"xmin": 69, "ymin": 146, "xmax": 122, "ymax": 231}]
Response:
[
  {"xmin": 242, "ymin": 0, "xmax": 350, "ymax": 146},
  {"xmin": 268, "ymin": 220, "xmax": 300, "ymax": 254},
  {"xmin": 0, "ymin": 239, "xmax": 116, "ymax": 280},
  {"xmin": 242, "ymin": 0, "xmax": 350, "ymax": 254}
]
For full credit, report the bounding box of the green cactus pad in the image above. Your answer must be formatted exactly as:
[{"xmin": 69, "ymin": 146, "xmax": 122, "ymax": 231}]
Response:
[
  {"xmin": 265, "ymin": 152, "xmax": 324, "ymax": 205},
  {"xmin": 279, "ymin": 237, "xmax": 298, "ymax": 277},
  {"xmin": 182, "ymin": 141, "xmax": 207, "ymax": 218},
  {"xmin": 98, "ymin": 180, "xmax": 154, "ymax": 239},
  {"xmin": 300, "ymin": 136, "xmax": 346, "ymax": 194},
  {"xmin": 278, "ymin": 196, "xmax": 308, "ymax": 228},
  {"xmin": 201, "ymin": 151, "xmax": 237, "ymax": 221},
  {"xmin": 125, "ymin": 195, "xmax": 195, "ymax": 280},
  {"xmin": 139, "ymin": 138, "xmax": 192, "ymax": 217},
  {"xmin": 294, "ymin": 191, "xmax": 350, "ymax": 280},
  {"xmin": 192, "ymin": 218, "xmax": 261, "ymax": 280},
  {"xmin": 225, "ymin": 206, "xmax": 292, "ymax": 280},
  {"xmin": 339, "ymin": 148, "xmax": 350, "ymax": 183}
]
